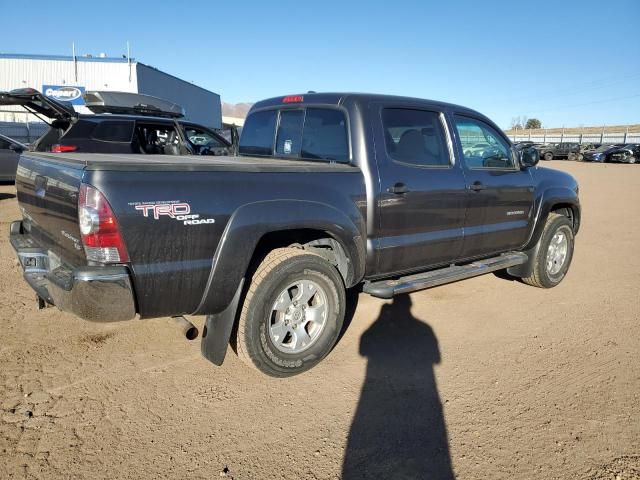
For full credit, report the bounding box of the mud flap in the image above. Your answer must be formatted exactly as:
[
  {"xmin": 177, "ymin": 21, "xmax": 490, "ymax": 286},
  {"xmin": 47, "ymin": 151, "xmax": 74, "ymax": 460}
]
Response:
[{"xmin": 200, "ymin": 279, "xmax": 244, "ymax": 366}]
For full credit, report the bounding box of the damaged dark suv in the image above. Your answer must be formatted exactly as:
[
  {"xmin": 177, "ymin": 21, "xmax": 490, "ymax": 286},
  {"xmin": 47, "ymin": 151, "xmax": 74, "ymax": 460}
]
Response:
[{"xmin": 0, "ymin": 88, "xmax": 234, "ymax": 156}]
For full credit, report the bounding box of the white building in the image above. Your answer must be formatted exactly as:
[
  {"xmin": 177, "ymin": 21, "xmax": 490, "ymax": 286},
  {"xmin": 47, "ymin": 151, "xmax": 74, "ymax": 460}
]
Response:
[{"xmin": 0, "ymin": 53, "xmax": 222, "ymax": 128}]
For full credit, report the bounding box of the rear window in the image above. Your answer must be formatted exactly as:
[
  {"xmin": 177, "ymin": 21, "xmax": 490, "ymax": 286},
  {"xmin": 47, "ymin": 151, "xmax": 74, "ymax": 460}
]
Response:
[
  {"xmin": 92, "ymin": 121, "xmax": 134, "ymax": 142},
  {"xmin": 63, "ymin": 120, "xmax": 96, "ymax": 140},
  {"xmin": 276, "ymin": 110, "xmax": 304, "ymax": 156},
  {"xmin": 239, "ymin": 107, "xmax": 349, "ymax": 162},
  {"xmin": 239, "ymin": 110, "xmax": 278, "ymax": 156},
  {"xmin": 302, "ymin": 109, "xmax": 348, "ymax": 161}
]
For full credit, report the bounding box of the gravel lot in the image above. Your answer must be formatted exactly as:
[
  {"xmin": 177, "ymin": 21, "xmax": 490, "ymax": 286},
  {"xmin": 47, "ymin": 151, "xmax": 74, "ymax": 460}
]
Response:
[{"xmin": 0, "ymin": 161, "xmax": 638, "ymax": 479}]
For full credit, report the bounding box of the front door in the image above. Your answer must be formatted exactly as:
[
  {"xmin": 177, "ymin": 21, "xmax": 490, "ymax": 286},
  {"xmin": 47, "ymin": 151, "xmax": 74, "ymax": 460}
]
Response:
[
  {"xmin": 453, "ymin": 114, "xmax": 535, "ymax": 259},
  {"xmin": 375, "ymin": 106, "xmax": 468, "ymax": 276}
]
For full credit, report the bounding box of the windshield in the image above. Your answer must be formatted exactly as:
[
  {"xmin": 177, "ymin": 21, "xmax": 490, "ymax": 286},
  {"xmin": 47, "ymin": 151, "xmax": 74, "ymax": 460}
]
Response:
[{"xmin": 239, "ymin": 107, "xmax": 349, "ymax": 162}]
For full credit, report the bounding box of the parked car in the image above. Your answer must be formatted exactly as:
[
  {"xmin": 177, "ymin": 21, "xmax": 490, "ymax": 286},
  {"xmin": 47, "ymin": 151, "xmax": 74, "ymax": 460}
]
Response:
[
  {"xmin": 582, "ymin": 144, "xmax": 640, "ymax": 164},
  {"xmin": 0, "ymin": 88, "xmax": 234, "ymax": 156},
  {"xmin": 512, "ymin": 141, "xmax": 542, "ymax": 149},
  {"xmin": 576, "ymin": 143, "xmax": 601, "ymax": 161},
  {"xmin": 9, "ymin": 92, "xmax": 580, "ymax": 377},
  {"xmin": 537, "ymin": 142, "xmax": 581, "ymax": 161},
  {"xmin": 464, "ymin": 142, "xmax": 492, "ymax": 156},
  {"xmin": 0, "ymin": 133, "xmax": 26, "ymax": 181}
]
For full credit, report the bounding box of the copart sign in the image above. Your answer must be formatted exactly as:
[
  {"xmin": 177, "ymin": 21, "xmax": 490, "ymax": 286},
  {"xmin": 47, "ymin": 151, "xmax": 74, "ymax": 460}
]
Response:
[{"xmin": 42, "ymin": 85, "xmax": 86, "ymax": 105}]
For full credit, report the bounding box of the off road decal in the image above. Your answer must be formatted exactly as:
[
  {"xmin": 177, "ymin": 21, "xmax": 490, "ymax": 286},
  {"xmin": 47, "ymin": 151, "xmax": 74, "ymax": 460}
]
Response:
[{"xmin": 129, "ymin": 200, "xmax": 215, "ymax": 225}]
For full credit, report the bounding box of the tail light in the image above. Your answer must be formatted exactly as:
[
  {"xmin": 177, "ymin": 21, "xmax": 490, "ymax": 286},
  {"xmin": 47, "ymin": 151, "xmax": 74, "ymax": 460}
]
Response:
[
  {"xmin": 51, "ymin": 144, "xmax": 78, "ymax": 153},
  {"xmin": 78, "ymin": 183, "xmax": 129, "ymax": 263}
]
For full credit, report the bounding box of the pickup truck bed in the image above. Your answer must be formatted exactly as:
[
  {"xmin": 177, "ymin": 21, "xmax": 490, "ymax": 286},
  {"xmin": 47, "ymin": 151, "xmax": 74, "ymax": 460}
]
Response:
[
  {"xmin": 24, "ymin": 151, "xmax": 360, "ymax": 171},
  {"xmin": 13, "ymin": 151, "xmax": 365, "ymax": 321}
]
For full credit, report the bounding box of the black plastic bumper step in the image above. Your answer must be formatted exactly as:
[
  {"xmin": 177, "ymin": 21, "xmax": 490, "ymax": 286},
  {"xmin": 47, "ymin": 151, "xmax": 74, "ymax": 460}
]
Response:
[{"xmin": 363, "ymin": 252, "xmax": 528, "ymax": 299}]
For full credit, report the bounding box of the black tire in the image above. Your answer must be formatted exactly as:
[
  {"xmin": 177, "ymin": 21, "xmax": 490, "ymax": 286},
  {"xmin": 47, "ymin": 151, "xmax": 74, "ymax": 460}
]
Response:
[
  {"xmin": 522, "ymin": 213, "xmax": 574, "ymax": 288},
  {"xmin": 567, "ymin": 152, "xmax": 577, "ymax": 161},
  {"xmin": 235, "ymin": 248, "xmax": 345, "ymax": 377},
  {"xmin": 544, "ymin": 152, "xmax": 554, "ymax": 161}
]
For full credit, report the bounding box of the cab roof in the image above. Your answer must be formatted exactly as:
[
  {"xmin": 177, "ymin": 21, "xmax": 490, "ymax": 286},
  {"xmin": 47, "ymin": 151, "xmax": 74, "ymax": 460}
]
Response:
[{"xmin": 251, "ymin": 92, "xmax": 483, "ymax": 117}]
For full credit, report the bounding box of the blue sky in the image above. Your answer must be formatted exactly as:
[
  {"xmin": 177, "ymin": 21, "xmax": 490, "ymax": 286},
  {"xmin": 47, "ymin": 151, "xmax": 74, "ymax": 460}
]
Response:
[{"xmin": 2, "ymin": 0, "xmax": 639, "ymax": 129}]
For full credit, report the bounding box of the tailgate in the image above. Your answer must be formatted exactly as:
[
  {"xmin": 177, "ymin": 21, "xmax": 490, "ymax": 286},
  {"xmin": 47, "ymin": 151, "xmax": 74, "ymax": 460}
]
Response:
[{"xmin": 15, "ymin": 153, "xmax": 86, "ymax": 266}]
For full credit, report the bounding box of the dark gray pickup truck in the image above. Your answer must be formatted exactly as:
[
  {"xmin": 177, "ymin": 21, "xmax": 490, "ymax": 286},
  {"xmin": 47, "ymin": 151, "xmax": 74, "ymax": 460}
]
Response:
[{"xmin": 10, "ymin": 93, "xmax": 580, "ymax": 377}]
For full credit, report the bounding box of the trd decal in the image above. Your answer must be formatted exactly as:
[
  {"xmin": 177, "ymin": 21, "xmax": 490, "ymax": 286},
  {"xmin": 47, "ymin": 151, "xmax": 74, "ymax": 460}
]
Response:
[
  {"xmin": 134, "ymin": 202, "xmax": 190, "ymax": 219},
  {"xmin": 129, "ymin": 201, "xmax": 215, "ymax": 226}
]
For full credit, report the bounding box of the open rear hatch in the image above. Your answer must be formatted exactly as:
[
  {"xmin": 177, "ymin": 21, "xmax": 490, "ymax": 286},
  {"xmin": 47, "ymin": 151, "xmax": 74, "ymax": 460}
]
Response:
[
  {"xmin": 0, "ymin": 88, "xmax": 78, "ymax": 151},
  {"xmin": 0, "ymin": 88, "xmax": 77, "ymax": 122}
]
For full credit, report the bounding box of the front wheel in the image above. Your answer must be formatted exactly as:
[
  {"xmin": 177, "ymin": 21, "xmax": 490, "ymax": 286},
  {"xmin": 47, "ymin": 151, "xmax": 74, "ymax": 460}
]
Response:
[
  {"xmin": 235, "ymin": 248, "xmax": 345, "ymax": 377},
  {"xmin": 522, "ymin": 213, "xmax": 575, "ymax": 288},
  {"xmin": 544, "ymin": 152, "xmax": 554, "ymax": 161}
]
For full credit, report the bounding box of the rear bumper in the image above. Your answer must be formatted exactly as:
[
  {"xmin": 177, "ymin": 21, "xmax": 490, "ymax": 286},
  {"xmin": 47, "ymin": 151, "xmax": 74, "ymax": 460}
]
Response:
[{"xmin": 10, "ymin": 220, "xmax": 136, "ymax": 322}]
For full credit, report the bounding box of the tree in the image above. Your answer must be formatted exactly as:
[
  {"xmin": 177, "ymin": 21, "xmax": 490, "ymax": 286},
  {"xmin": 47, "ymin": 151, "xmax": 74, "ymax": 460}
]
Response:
[
  {"xmin": 510, "ymin": 115, "xmax": 529, "ymax": 130},
  {"xmin": 525, "ymin": 118, "xmax": 542, "ymax": 130}
]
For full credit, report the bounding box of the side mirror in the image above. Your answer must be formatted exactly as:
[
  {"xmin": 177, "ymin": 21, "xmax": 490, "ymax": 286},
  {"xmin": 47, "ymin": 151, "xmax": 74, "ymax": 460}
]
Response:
[
  {"xmin": 518, "ymin": 146, "xmax": 539, "ymax": 168},
  {"xmin": 9, "ymin": 143, "xmax": 24, "ymax": 153}
]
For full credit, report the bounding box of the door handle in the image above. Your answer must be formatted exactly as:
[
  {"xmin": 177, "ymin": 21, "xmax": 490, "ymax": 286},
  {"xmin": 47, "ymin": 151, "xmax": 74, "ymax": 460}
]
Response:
[
  {"xmin": 468, "ymin": 182, "xmax": 486, "ymax": 192},
  {"xmin": 387, "ymin": 183, "xmax": 409, "ymax": 194}
]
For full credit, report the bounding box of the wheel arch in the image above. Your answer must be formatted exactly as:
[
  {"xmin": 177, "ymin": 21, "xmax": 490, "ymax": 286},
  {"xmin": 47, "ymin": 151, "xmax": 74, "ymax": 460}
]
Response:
[
  {"xmin": 550, "ymin": 202, "xmax": 580, "ymax": 235},
  {"xmin": 250, "ymin": 229, "xmax": 355, "ymax": 286},
  {"xmin": 193, "ymin": 199, "xmax": 366, "ymax": 316},
  {"xmin": 509, "ymin": 189, "xmax": 580, "ymax": 278}
]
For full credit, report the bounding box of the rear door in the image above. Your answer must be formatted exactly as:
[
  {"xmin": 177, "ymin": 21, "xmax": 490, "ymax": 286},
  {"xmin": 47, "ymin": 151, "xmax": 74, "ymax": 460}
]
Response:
[
  {"xmin": 452, "ymin": 114, "xmax": 535, "ymax": 259},
  {"xmin": 374, "ymin": 105, "xmax": 467, "ymax": 275},
  {"xmin": 0, "ymin": 136, "xmax": 20, "ymax": 180}
]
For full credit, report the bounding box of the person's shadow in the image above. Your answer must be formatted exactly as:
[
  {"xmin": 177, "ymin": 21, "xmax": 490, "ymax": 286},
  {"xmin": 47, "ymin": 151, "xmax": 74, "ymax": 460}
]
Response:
[{"xmin": 342, "ymin": 294, "xmax": 454, "ymax": 479}]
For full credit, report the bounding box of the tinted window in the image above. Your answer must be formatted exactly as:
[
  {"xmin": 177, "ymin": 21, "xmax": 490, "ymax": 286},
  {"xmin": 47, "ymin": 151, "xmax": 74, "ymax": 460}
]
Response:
[
  {"xmin": 134, "ymin": 123, "xmax": 181, "ymax": 155},
  {"xmin": 183, "ymin": 126, "xmax": 225, "ymax": 148},
  {"xmin": 302, "ymin": 108, "xmax": 348, "ymax": 161},
  {"xmin": 240, "ymin": 108, "xmax": 349, "ymax": 162},
  {"xmin": 0, "ymin": 138, "xmax": 10, "ymax": 149},
  {"xmin": 275, "ymin": 110, "xmax": 304, "ymax": 156},
  {"xmin": 92, "ymin": 121, "xmax": 134, "ymax": 142},
  {"xmin": 239, "ymin": 110, "xmax": 277, "ymax": 155},
  {"xmin": 382, "ymin": 109, "xmax": 450, "ymax": 166},
  {"xmin": 63, "ymin": 120, "xmax": 96, "ymax": 140},
  {"xmin": 455, "ymin": 116, "xmax": 514, "ymax": 169}
]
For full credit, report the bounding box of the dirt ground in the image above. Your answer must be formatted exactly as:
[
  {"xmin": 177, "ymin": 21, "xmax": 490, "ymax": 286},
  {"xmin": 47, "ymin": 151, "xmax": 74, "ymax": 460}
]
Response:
[{"xmin": 0, "ymin": 161, "xmax": 638, "ymax": 479}]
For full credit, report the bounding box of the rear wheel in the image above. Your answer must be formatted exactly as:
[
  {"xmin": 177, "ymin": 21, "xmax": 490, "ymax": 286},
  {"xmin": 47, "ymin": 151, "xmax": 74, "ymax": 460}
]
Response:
[
  {"xmin": 522, "ymin": 213, "xmax": 574, "ymax": 288},
  {"xmin": 235, "ymin": 248, "xmax": 345, "ymax": 377},
  {"xmin": 544, "ymin": 152, "xmax": 554, "ymax": 161}
]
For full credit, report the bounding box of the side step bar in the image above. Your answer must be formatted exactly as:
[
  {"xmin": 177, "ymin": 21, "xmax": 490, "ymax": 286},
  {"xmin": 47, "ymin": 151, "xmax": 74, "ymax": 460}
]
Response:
[{"xmin": 363, "ymin": 252, "xmax": 528, "ymax": 299}]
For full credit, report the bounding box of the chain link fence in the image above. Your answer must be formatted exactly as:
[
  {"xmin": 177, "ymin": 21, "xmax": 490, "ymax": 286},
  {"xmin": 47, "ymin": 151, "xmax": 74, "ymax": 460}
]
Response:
[{"xmin": 508, "ymin": 131, "xmax": 640, "ymax": 145}]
